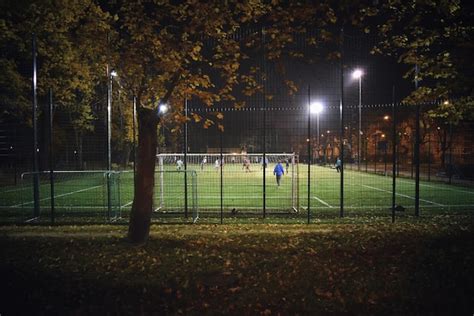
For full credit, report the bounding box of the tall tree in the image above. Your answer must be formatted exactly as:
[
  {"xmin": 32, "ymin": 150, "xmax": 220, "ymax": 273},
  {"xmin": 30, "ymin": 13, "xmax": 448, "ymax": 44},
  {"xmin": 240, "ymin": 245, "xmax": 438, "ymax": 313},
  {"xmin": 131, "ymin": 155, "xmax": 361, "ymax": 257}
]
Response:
[
  {"xmin": 372, "ymin": 0, "xmax": 473, "ymax": 106},
  {"xmin": 0, "ymin": 0, "xmax": 110, "ymax": 168},
  {"xmin": 107, "ymin": 1, "xmax": 343, "ymax": 243},
  {"xmin": 368, "ymin": 0, "xmax": 474, "ymax": 171}
]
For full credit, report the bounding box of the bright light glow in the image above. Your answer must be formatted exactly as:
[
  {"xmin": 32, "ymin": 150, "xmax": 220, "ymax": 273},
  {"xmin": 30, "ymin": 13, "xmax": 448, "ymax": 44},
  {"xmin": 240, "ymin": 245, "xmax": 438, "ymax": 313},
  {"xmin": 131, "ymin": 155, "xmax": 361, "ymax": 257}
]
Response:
[
  {"xmin": 383, "ymin": 115, "xmax": 390, "ymax": 121},
  {"xmin": 110, "ymin": 70, "xmax": 118, "ymax": 77},
  {"xmin": 381, "ymin": 134, "xmax": 386, "ymax": 138},
  {"xmin": 443, "ymin": 100, "xmax": 449, "ymax": 105},
  {"xmin": 352, "ymin": 69, "xmax": 363, "ymax": 79},
  {"xmin": 310, "ymin": 101, "xmax": 324, "ymax": 114},
  {"xmin": 158, "ymin": 103, "xmax": 168, "ymax": 114},
  {"xmin": 327, "ymin": 130, "xmax": 330, "ymax": 134}
]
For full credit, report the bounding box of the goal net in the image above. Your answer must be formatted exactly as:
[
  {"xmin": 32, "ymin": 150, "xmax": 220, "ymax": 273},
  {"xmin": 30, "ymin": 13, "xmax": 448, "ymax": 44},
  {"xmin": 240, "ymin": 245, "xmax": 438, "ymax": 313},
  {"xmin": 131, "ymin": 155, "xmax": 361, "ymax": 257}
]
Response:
[{"xmin": 156, "ymin": 153, "xmax": 299, "ymax": 213}]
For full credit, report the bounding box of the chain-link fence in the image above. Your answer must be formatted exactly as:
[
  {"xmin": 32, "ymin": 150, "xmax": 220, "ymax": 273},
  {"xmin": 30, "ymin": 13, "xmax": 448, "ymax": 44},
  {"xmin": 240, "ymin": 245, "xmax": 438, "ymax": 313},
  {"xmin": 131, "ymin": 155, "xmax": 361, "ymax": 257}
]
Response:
[{"xmin": 1, "ymin": 31, "xmax": 473, "ymax": 224}]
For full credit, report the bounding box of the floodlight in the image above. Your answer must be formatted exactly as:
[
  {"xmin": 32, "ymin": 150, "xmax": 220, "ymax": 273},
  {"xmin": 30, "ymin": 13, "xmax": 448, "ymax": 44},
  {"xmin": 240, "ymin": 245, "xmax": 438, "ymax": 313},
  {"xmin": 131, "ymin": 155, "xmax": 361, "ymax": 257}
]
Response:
[
  {"xmin": 310, "ymin": 101, "xmax": 323, "ymax": 114},
  {"xmin": 110, "ymin": 70, "xmax": 118, "ymax": 77},
  {"xmin": 352, "ymin": 69, "xmax": 363, "ymax": 79},
  {"xmin": 158, "ymin": 103, "xmax": 168, "ymax": 114}
]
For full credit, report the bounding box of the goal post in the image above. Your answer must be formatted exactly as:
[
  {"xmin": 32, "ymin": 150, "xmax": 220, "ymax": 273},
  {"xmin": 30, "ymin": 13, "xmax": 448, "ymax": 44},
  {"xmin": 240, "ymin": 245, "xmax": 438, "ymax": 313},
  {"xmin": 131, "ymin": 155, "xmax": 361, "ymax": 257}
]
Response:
[
  {"xmin": 153, "ymin": 169, "xmax": 199, "ymax": 222},
  {"xmin": 156, "ymin": 153, "xmax": 299, "ymax": 212}
]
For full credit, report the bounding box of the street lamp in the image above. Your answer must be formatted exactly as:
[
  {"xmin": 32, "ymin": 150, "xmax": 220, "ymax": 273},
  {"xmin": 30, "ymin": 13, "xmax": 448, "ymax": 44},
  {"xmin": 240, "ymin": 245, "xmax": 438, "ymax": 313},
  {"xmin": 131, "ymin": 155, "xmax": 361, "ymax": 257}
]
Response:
[
  {"xmin": 310, "ymin": 101, "xmax": 324, "ymax": 161},
  {"xmin": 107, "ymin": 69, "xmax": 118, "ymax": 171},
  {"xmin": 157, "ymin": 101, "xmax": 169, "ymax": 210},
  {"xmin": 158, "ymin": 103, "xmax": 168, "ymax": 115},
  {"xmin": 106, "ymin": 68, "xmax": 118, "ymax": 220},
  {"xmin": 352, "ymin": 68, "xmax": 363, "ymax": 170},
  {"xmin": 157, "ymin": 102, "xmax": 169, "ymax": 155}
]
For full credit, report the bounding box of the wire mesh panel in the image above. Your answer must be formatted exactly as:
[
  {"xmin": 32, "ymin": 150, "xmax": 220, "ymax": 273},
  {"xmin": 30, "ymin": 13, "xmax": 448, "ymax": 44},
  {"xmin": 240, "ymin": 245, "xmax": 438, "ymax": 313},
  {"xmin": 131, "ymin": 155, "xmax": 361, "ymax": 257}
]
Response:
[
  {"xmin": 156, "ymin": 153, "xmax": 298, "ymax": 214},
  {"xmin": 16, "ymin": 171, "xmax": 111, "ymax": 219},
  {"xmin": 1, "ymin": 29, "xmax": 474, "ymax": 224},
  {"xmin": 152, "ymin": 170, "xmax": 198, "ymax": 222}
]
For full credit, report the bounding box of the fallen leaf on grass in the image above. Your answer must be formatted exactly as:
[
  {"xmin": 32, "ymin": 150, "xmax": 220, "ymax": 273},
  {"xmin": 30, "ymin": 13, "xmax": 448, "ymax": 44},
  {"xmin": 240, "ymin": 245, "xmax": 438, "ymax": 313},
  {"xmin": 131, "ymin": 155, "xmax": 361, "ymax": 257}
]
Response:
[
  {"xmin": 228, "ymin": 286, "xmax": 241, "ymax": 293},
  {"xmin": 315, "ymin": 289, "xmax": 333, "ymax": 299}
]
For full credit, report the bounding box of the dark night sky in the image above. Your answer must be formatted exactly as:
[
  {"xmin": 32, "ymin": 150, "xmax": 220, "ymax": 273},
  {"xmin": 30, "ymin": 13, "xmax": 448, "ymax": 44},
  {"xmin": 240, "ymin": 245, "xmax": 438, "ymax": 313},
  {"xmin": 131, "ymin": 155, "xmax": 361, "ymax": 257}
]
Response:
[{"xmin": 183, "ymin": 30, "xmax": 414, "ymax": 153}]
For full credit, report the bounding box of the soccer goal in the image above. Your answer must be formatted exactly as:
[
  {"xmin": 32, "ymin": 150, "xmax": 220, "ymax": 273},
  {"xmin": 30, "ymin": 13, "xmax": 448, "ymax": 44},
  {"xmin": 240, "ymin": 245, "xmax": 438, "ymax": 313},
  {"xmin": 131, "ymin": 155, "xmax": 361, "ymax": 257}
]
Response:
[
  {"xmin": 18, "ymin": 170, "xmax": 122, "ymax": 220},
  {"xmin": 156, "ymin": 153, "xmax": 299, "ymax": 213},
  {"xmin": 152, "ymin": 169, "xmax": 198, "ymax": 222}
]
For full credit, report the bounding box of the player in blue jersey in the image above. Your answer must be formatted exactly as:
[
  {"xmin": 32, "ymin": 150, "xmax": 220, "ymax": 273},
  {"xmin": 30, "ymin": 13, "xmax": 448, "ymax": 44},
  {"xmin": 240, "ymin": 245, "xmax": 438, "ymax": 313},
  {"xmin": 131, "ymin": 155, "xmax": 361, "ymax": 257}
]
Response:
[{"xmin": 273, "ymin": 161, "xmax": 285, "ymax": 187}]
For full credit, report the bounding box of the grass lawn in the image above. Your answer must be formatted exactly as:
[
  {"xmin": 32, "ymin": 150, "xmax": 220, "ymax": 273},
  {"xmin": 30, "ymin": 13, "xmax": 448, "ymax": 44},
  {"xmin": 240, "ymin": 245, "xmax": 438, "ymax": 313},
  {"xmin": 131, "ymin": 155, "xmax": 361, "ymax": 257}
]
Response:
[{"xmin": 1, "ymin": 216, "xmax": 473, "ymax": 314}]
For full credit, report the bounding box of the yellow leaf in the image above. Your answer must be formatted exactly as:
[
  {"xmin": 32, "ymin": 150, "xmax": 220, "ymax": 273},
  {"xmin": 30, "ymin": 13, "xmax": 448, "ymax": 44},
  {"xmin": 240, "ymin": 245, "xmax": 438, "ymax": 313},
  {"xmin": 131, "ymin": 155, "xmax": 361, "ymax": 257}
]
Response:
[{"xmin": 228, "ymin": 286, "xmax": 241, "ymax": 293}]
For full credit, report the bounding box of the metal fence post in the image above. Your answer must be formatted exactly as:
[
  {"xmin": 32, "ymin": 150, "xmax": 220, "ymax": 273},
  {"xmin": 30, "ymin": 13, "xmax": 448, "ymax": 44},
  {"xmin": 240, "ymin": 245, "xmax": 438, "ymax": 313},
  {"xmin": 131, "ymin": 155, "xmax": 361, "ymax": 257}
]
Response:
[
  {"xmin": 339, "ymin": 27, "xmax": 345, "ymax": 218},
  {"xmin": 307, "ymin": 85, "xmax": 311, "ymax": 224},
  {"xmin": 262, "ymin": 26, "xmax": 267, "ymax": 219},
  {"xmin": 414, "ymin": 65, "xmax": 420, "ymax": 217},
  {"xmin": 184, "ymin": 97, "xmax": 188, "ymax": 219},
  {"xmin": 220, "ymin": 129, "xmax": 223, "ymax": 224},
  {"xmin": 49, "ymin": 88, "xmax": 55, "ymax": 224},
  {"xmin": 32, "ymin": 33, "xmax": 40, "ymax": 218},
  {"xmin": 448, "ymin": 123, "xmax": 453, "ymax": 185},
  {"xmin": 391, "ymin": 98, "xmax": 397, "ymax": 223}
]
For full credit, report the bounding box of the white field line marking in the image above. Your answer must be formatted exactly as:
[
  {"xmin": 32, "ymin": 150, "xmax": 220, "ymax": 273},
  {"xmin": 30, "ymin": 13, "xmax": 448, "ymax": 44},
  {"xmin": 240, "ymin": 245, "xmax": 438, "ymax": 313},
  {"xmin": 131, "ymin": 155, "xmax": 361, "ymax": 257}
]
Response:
[
  {"xmin": 4, "ymin": 205, "xmax": 104, "ymax": 209},
  {"xmin": 2, "ymin": 186, "xmax": 30, "ymax": 194},
  {"xmin": 10, "ymin": 185, "xmax": 102, "ymax": 207},
  {"xmin": 24, "ymin": 217, "xmax": 40, "ymax": 223},
  {"xmin": 313, "ymin": 196, "xmax": 333, "ymax": 208},
  {"xmin": 362, "ymin": 184, "xmax": 444, "ymax": 206},
  {"xmin": 396, "ymin": 179, "xmax": 474, "ymax": 195},
  {"xmin": 121, "ymin": 201, "xmax": 133, "ymax": 208},
  {"xmin": 152, "ymin": 205, "xmax": 474, "ymax": 211},
  {"xmin": 178, "ymin": 195, "xmax": 293, "ymax": 200},
  {"xmin": 344, "ymin": 168, "xmax": 474, "ymax": 196}
]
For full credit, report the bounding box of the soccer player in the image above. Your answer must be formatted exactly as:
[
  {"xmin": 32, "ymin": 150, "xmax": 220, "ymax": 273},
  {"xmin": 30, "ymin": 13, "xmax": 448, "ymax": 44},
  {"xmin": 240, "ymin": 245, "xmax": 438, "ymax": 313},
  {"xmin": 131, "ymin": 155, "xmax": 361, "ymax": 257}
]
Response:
[
  {"xmin": 176, "ymin": 159, "xmax": 184, "ymax": 170},
  {"xmin": 285, "ymin": 159, "xmax": 290, "ymax": 174},
  {"xmin": 200, "ymin": 156, "xmax": 207, "ymax": 170},
  {"xmin": 335, "ymin": 157, "xmax": 342, "ymax": 173},
  {"xmin": 273, "ymin": 161, "xmax": 285, "ymax": 187},
  {"xmin": 243, "ymin": 157, "xmax": 251, "ymax": 172}
]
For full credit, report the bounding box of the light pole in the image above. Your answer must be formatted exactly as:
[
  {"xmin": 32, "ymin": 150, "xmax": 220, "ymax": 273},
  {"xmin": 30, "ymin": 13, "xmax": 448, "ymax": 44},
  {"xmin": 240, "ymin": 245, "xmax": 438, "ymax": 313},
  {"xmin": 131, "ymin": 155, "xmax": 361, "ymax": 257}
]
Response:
[
  {"xmin": 132, "ymin": 96, "xmax": 137, "ymax": 179},
  {"xmin": 107, "ymin": 69, "xmax": 118, "ymax": 171},
  {"xmin": 352, "ymin": 69, "xmax": 363, "ymax": 171},
  {"xmin": 383, "ymin": 115, "xmax": 390, "ymax": 176},
  {"xmin": 310, "ymin": 101, "xmax": 324, "ymax": 163},
  {"xmin": 106, "ymin": 69, "xmax": 117, "ymax": 220},
  {"xmin": 157, "ymin": 102, "xmax": 168, "ymax": 209}
]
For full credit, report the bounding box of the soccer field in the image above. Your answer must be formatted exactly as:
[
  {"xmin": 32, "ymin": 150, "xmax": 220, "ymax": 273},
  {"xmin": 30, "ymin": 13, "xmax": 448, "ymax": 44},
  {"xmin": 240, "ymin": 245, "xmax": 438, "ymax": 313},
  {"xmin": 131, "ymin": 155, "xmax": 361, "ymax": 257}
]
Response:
[{"xmin": 1, "ymin": 164, "xmax": 473, "ymax": 222}]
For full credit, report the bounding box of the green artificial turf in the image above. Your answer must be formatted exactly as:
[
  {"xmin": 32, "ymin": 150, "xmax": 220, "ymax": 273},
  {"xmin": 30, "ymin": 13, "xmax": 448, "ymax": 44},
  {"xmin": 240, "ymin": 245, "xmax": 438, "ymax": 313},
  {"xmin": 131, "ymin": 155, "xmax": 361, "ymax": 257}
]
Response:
[{"xmin": 1, "ymin": 164, "xmax": 473, "ymax": 223}]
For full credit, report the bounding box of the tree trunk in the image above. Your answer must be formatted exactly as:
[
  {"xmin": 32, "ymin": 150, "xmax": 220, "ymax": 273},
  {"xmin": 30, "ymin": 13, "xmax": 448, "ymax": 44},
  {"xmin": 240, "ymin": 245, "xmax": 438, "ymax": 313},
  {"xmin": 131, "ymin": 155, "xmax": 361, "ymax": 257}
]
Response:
[
  {"xmin": 128, "ymin": 108, "xmax": 158, "ymax": 243},
  {"xmin": 440, "ymin": 129, "xmax": 447, "ymax": 168},
  {"xmin": 123, "ymin": 144, "xmax": 132, "ymax": 168}
]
